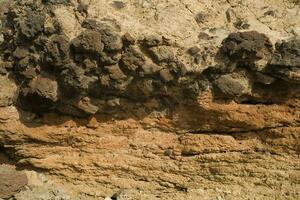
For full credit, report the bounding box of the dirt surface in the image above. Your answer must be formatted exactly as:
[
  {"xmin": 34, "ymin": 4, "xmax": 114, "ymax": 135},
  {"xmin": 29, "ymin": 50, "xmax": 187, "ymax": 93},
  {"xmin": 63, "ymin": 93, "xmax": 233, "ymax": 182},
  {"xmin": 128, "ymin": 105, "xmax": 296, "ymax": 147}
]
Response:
[{"xmin": 0, "ymin": 0, "xmax": 299, "ymax": 199}]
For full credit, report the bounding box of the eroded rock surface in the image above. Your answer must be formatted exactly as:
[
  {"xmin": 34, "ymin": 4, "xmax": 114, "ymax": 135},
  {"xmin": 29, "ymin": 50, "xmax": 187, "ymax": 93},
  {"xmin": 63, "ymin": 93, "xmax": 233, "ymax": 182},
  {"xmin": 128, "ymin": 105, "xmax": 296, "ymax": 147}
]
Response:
[{"xmin": 0, "ymin": 0, "xmax": 299, "ymax": 199}]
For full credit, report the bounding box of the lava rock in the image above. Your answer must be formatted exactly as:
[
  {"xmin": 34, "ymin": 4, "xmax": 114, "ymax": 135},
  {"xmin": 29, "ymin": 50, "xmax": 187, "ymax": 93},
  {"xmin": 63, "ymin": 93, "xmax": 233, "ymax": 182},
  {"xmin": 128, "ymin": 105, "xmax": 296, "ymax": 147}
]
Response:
[
  {"xmin": 121, "ymin": 46, "xmax": 146, "ymax": 72},
  {"xmin": 71, "ymin": 30, "xmax": 104, "ymax": 54},
  {"xmin": 18, "ymin": 76, "xmax": 58, "ymax": 112},
  {"xmin": 268, "ymin": 39, "xmax": 300, "ymax": 83},
  {"xmin": 142, "ymin": 35, "xmax": 163, "ymax": 47},
  {"xmin": 219, "ymin": 31, "xmax": 273, "ymax": 72},
  {"xmin": 18, "ymin": 10, "xmax": 45, "ymax": 40},
  {"xmin": 99, "ymin": 28, "xmax": 123, "ymax": 51},
  {"xmin": 214, "ymin": 73, "xmax": 251, "ymax": 98},
  {"xmin": 147, "ymin": 46, "xmax": 175, "ymax": 64},
  {"xmin": 99, "ymin": 51, "xmax": 122, "ymax": 65},
  {"xmin": 59, "ymin": 64, "xmax": 97, "ymax": 96},
  {"xmin": 106, "ymin": 64, "xmax": 127, "ymax": 80},
  {"xmin": 45, "ymin": 34, "xmax": 71, "ymax": 68}
]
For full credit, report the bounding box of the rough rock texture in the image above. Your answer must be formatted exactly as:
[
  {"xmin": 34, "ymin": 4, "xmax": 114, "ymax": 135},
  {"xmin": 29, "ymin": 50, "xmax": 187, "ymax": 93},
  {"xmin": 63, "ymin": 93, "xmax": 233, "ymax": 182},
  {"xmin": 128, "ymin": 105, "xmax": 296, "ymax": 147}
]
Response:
[
  {"xmin": 0, "ymin": 165, "xmax": 28, "ymax": 199},
  {"xmin": 0, "ymin": 0, "xmax": 299, "ymax": 199}
]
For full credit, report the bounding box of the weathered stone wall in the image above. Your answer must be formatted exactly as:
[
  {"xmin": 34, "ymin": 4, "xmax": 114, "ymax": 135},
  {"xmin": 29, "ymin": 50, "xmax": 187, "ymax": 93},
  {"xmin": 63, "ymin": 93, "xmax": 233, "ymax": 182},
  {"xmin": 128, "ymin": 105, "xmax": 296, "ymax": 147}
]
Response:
[{"xmin": 0, "ymin": 0, "xmax": 299, "ymax": 199}]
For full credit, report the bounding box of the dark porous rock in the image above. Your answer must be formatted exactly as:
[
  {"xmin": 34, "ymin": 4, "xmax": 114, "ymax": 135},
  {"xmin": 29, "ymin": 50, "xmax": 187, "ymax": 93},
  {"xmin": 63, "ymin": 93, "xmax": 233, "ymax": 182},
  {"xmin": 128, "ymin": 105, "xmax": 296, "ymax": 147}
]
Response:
[
  {"xmin": 147, "ymin": 46, "xmax": 175, "ymax": 64},
  {"xmin": 59, "ymin": 64, "xmax": 97, "ymax": 97},
  {"xmin": 71, "ymin": 30, "xmax": 104, "ymax": 54},
  {"xmin": 99, "ymin": 51, "xmax": 122, "ymax": 65},
  {"xmin": 121, "ymin": 46, "xmax": 146, "ymax": 72},
  {"xmin": 99, "ymin": 65, "xmax": 132, "ymax": 93},
  {"xmin": 268, "ymin": 39, "xmax": 300, "ymax": 83},
  {"xmin": 18, "ymin": 10, "xmax": 45, "ymax": 40},
  {"xmin": 18, "ymin": 76, "xmax": 58, "ymax": 112},
  {"xmin": 83, "ymin": 58, "xmax": 98, "ymax": 74},
  {"xmin": 214, "ymin": 73, "xmax": 251, "ymax": 98},
  {"xmin": 219, "ymin": 31, "xmax": 273, "ymax": 72},
  {"xmin": 45, "ymin": 34, "xmax": 71, "ymax": 68},
  {"xmin": 142, "ymin": 35, "xmax": 163, "ymax": 47},
  {"xmin": 99, "ymin": 28, "xmax": 123, "ymax": 51}
]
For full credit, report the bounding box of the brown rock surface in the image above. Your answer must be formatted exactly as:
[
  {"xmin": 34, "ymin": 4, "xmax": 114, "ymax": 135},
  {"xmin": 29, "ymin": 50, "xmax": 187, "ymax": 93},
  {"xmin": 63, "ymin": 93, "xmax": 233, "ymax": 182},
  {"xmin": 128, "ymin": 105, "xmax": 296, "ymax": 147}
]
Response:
[
  {"xmin": 0, "ymin": 165, "xmax": 28, "ymax": 199},
  {"xmin": 0, "ymin": 0, "xmax": 299, "ymax": 199}
]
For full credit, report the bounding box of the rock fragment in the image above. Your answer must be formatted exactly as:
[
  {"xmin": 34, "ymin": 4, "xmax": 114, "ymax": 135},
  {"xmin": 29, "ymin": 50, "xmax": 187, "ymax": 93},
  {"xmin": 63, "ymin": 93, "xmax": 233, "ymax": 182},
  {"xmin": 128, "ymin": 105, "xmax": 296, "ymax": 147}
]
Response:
[
  {"xmin": 268, "ymin": 39, "xmax": 300, "ymax": 83},
  {"xmin": 219, "ymin": 31, "xmax": 273, "ymax": 72},
  {"xmin": 71, "ymin": 30, "xmax": 104, "ymax": 54},
  {"xmin": 18, "ymin": 76, "xmax": 58, "ymax": 112}
]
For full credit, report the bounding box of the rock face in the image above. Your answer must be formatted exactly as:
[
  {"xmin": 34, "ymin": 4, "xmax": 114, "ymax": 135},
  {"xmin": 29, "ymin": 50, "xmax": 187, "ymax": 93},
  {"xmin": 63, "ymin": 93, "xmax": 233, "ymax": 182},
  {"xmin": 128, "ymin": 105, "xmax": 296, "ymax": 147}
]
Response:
[
  {"xmin": 0, "ymin": 165, "xmax": 28, "ymax": 199},
  {"xmin": 0, "ymin": 0, "xmax": 299, "ymax": 199}
]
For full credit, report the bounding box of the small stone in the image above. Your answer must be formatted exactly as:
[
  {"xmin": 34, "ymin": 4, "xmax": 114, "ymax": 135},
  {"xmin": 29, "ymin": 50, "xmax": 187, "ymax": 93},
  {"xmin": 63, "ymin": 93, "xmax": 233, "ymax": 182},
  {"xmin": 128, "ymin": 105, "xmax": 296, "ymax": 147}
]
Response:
[
  {"xmin": 194, "ymin": 54, "xmax": 203, "ymax": 64},
  {"xmin": 13, "ymin": 47, "xmax": 29, "ymax": 60},
  {"xmin": 121, "ymin": 46, "xmax": 145, "ymax": 71},
  {"xmin": 18, "ymin": 11, "xmax": 45, "ymax": 39},
  {"xmin": 140, "ymin": 63, "xmax": 162, "ymax": 75},
  {"xmin": 188, "ymin": 46, "xmax": 200, "ymax": 55},
  {"xmin": 86, "ymin": 117, "xmax": 99, "ymax": 129},
  {"xmin": 214, "ymin": 73, "xmax": 250, "ymax": 97},
  {"xmin": 77, "ymin": 97, "xmax": 99, "ymax": 114},
  {"xmin": 198, "ymin": 32, "xmax": 212, "ymax": 40},
  {"xmin": 106, "ymin": 65, "xmax": 127, "ymax": 80},
  {"xmin": 226, "ymin": 8, "xmax": 236, "ymax": 22},
  {"xmin": 219, "ymin": 31, "xmax": 273, "ymax": 71},
  {"xmin": 111, "ymin": 1, "xmax": 126, "ymax": 9},
  {"xmin": 122, "ymin": 33, "xmax": 135, "ymax": 45},
  {"xmin": 143, "ymin": 35, "xmax": 163, "ymax": 47},
  {"xmin": 100, "ymin": 28, "xmax": 123, "ymax": 51},
  {"xmin": 77, "ymin": 2, "xmax": 88, "ymax": 14},
  {"xmin": 147, "ymin": 46, "xmax": 175, "ymax": 63},
  {"xmin": 45, "ymin": 34, "xmax": 70, "ymax": 68},
  {"xmin": 107, "ymin": 98, "xmax": 120, "ymax": 107},
  {"xmin": 195, "ymin": 12, "xmax": 206, "ymax": 24},
  {"xmin": 268, "ymin": 39, "xmax": 300, "ymax": 83},
  {"xmin": 71, "ymin": 30, "xmax": 104, "ymax": 54},
  {"xmin": 159, "ymin": 69, "xmax": 174, "ymax": 82}
]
